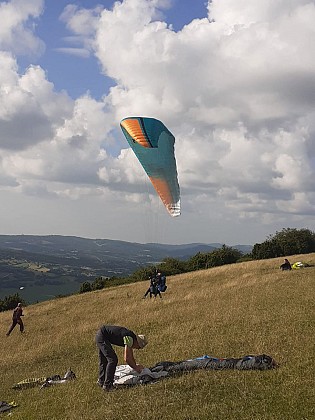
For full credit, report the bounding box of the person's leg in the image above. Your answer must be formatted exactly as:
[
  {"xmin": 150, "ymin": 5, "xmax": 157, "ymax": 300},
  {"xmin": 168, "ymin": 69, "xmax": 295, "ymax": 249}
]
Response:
[
  {"xmin": 95, "ymin": 330, "xmax": 118, "ymax": 389},
  {"xmin": 18, "ymin": 319, "xmax": 24, "ymax": 332},
  {"xmin": 97, "ymin": 348, "xmax": 107, "ymax": 386},
  {"xmin": 102, "ymin": 343, "xmax": 118, "ymax": 388},
  {"xmin": 95, "ymin": 330, "xmax": 107, "ymax": 386},
  {"xmin": 6, "ymin": 319, "xmax": 17, "ymax": 336}
]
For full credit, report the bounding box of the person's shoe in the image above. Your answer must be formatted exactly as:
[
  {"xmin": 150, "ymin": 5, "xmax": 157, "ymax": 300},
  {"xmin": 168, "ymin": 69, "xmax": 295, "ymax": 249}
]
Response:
[{"xmin": 96, "ymin": 380, "xmax": 104, "ymax": 388}]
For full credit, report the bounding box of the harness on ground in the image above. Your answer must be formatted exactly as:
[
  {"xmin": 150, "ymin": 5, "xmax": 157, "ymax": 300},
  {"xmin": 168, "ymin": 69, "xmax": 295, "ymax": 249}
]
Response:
[{"xmin": 12, "ymin": 369, "xmax": 76, "ymax": 390}]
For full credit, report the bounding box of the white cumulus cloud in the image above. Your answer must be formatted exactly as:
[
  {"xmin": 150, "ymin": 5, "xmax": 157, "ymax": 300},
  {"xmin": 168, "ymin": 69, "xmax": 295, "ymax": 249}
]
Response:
[{"xmin": 0, "ymin": 0, "xmax": 314, "ymax": 244}]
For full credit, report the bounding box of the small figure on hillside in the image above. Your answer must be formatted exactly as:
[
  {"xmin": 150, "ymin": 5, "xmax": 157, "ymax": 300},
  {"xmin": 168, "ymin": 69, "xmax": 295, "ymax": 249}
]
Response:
[
  {"xmin": 152, "ymin": 277, "xmax": 162, "ymax": 298},
  {"xmin": 280, "ymin": 258, "xmax": 292, "ymax": 271},
  {"xmin": 143, "ymin": 275, "xmax": 162, "ymax": 299},
  {"xmin": 156, "ymin": 271, "xmax": 167, "ymax": 292},
  {"xmin": 95, "ymin": 325, "xmax": 148, "ymax": 391},
  {"xmin": 143, "ymin": 275, "xmax": 153, "ymax": 298},
  {"xmin": 6, "ymin": 303, "xmax": 25, "ymax": 336}
]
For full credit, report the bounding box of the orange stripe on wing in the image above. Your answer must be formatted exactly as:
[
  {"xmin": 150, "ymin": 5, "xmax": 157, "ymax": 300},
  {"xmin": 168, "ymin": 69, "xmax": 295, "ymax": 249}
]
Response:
[
  {"xmin": 149, "ymin": 177, "xmax": 174, "ymax": 214},
  {"xmin": 121, "ymin": 119, "xmax": 151, "ymax": 148}
]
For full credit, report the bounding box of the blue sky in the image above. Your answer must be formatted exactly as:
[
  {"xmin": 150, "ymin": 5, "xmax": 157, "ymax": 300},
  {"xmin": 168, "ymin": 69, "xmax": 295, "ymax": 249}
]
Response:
[
  {"xmin": 26, "ymin": 0, "xmax": 208, "ymax": 99},
  {"xmin": 0, "ymin": 0, "xmax": 314, "ymax": 245},
  {"xmin": 35, "ymin": 0, "xmax": 119, "ymax": 99}
]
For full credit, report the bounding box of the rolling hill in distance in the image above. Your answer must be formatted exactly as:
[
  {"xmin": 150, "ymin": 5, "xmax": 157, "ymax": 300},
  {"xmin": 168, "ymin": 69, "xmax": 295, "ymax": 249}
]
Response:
[{"xmin": 0, "ymin": 235, "xmax": 252, "ymax": 303}]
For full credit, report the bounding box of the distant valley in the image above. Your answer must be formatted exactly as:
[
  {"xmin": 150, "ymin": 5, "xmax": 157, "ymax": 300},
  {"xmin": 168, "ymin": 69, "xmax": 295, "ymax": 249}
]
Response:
[{"xmin": 0, "ymin": 235, "xmax": 252, "ymax": 303}]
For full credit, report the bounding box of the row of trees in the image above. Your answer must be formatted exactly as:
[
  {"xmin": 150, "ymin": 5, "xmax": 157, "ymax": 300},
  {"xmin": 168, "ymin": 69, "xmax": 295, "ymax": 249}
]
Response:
[
  {"xmin": 0, "ymin": 293, "xmax": 26, "ymax": 312},
  {"xmin": 251, "ymin": 228, "xmax": 315, "ymax": 259}
]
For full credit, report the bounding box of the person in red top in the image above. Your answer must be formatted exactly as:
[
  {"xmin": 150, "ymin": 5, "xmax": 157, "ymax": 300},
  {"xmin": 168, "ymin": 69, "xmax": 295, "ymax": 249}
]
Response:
[
  {"xmin": 6, "ymin": 303, "xmax": 24, "ymax": 336},
  {"xmin": 95, "ymin": 325, "xmax": 148, "ymax": 391}
]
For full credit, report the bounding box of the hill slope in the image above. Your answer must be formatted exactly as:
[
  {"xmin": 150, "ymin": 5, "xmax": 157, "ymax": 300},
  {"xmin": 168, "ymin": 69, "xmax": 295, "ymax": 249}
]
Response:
[{"xmin": 1, "ymin": 254, "xmax": 314, "ymax": 420}]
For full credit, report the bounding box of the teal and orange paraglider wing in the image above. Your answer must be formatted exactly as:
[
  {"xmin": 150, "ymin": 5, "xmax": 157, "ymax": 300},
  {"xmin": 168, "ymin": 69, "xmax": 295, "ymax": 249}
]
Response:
[{"xmin": 120, "ymin": 117, "xmax": 180, "ymax": 217}]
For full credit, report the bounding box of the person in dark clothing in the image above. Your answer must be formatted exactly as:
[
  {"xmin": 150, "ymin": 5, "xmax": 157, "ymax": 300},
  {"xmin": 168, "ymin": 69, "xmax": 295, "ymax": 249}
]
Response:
[
  {"xmin": 155, "ymin": 271, "xmax": 167, "ymax": 292},
  {"xmin": 95, "ymin": 325, "xmax": 148, "ymax": 391},
  {"xmin": 152, "ymin": 278, "xmax": 162, "ymax": 298},
  {"xmin": 143, "ymin": 275, "xmax": 162, "ymax": 299},
  {"xmin": 6, "ymin": 303, "xmax": 24, "ymax": 336},
  {"xmin": 143, "ymin": 276, "xmax": 153, "ymax": 298},
  {"xmin": 280, "ymin": 258, "xmax": 292, "ymax": 271}
]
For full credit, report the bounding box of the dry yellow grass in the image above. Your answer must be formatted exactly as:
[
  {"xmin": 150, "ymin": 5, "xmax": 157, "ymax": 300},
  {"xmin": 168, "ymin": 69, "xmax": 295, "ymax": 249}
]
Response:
[{"xmin": 0, "ymin": 254, "xmax": 314, "ymax": 419}]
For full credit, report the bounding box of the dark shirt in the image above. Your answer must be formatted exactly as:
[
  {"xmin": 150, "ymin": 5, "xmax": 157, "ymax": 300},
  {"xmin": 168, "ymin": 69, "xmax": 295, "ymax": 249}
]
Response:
[
  {"xmin": 13, "ymin": 307, "xmax": 23, "ymax": 320},
  {"xmin": 99, "ymin": 325, "xmax": 137, "ymax": 347}
]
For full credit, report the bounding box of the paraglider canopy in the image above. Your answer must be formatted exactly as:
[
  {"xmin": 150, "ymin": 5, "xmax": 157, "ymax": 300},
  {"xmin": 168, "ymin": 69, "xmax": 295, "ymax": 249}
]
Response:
[{"xmin": 120, "ymin": 117, "xmax": 180, "ymax": 217}]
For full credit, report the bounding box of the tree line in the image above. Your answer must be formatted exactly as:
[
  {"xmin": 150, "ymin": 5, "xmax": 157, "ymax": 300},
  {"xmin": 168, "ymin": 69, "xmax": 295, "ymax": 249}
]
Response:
[
  {"xmin": 251, "ymin": 228, "xmax": 315, "ymax": 259},
  {"xmin": 1, "ymin": 227, "xmax": 314, "ymax": 309},
  {"xmin": 0, "ymin": 293, "xmax": 27, "ymax": 312}
]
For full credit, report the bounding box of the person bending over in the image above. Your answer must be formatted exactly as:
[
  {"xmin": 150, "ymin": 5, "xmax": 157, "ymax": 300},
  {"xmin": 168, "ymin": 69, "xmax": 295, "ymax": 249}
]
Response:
[{"xmin": 95, "ymin": 324, "xmax": 148, "ymax": 391}]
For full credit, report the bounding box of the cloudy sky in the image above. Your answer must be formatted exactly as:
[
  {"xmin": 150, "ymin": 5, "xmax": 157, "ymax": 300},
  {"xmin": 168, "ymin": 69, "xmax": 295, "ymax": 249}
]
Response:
[{"xmin": 0, "ymin": 0, "xmax": 314, "ymax": 246}]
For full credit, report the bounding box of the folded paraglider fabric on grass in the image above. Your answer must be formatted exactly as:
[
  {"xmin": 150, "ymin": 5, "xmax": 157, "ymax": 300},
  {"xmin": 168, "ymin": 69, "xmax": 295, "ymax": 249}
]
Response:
[
  {"xmin": 150, "ymin": 354, "xmax": 277, "ymax": 374},
  {"xmin": 114, "ymin": 365, "xmax": 168, "ymax": 386},
  {"xmin": 292, "ymin": 261, "xmax": 309, "ymax": 269},
  {"xmin": 114, "ymin": 354, "xmax": 277, "ymax": 387}
]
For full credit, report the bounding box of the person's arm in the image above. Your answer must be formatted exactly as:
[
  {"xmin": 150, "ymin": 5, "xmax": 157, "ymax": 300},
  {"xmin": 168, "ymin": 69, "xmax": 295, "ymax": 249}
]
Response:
[{"xmin": 124, "ymin": 346, "xmax": 144, "ymax": 373}]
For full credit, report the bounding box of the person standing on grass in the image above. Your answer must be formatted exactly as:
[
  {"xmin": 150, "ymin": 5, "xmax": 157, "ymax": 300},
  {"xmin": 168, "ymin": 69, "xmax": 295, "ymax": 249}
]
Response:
[
  {"xmin": 95, "ymin": 325, "xmax": 148, "ymax": 391},
  {"xmin": 143, "ymin": 275, "xmax": 155, "ymax": 298},
  {"xmin": 143, "ymin": 275, "xmax": 162, "ymax": 299},
  {"xmin": 6, "ymin": 303, "xmax": 24, "ymax": 336}
]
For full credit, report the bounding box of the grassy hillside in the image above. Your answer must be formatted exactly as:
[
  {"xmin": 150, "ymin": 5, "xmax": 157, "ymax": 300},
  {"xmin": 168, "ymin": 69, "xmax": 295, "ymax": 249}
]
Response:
[{"xmin": 1, "ymin": 255, "xmax": 314, "ymax": 420}]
